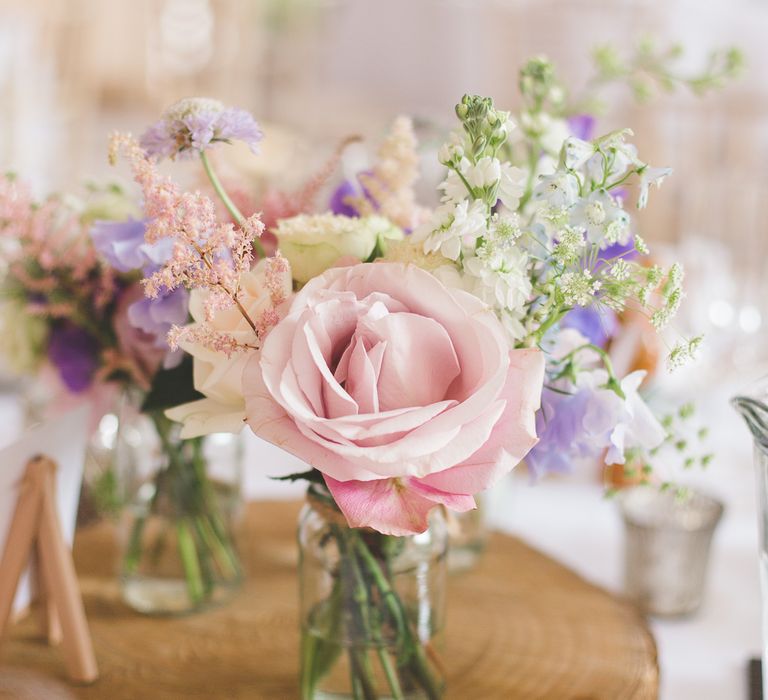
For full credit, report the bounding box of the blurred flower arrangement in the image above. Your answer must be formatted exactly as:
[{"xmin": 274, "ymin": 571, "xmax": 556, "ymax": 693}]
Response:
[
  {"xmin": 0, "ymin": 136, "xmax": 244, "ymax": 615},
  {"xmin": 96, "ymin": 41, "xmax": 734, "ymax": 690}
]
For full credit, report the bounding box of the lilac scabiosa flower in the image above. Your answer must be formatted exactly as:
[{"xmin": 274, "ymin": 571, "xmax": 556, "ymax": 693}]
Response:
[
  {"xmin": 140, "ymin": 97, "xmax": 263, "ymax": 160},
  {"xmin": 48, "ymin": 323, "xmax": 99, "ymax": 393}
]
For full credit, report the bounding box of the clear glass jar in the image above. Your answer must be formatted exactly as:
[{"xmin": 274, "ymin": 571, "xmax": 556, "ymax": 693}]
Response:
[
  {"xmin": 447, "ymin": 499, "xmax": 488, "ymax": 573},
  {"xmin": 115, "ymin": 396, "xmax": 243, "ymax": 615},
  {"xmin": 298, "ymin": 485, "xmax": 447, "ymax": 700}
]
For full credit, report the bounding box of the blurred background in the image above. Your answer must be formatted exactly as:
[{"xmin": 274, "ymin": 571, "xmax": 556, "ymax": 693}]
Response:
[{"xmin": 1, "ymin": 1, "xmax": 767, "ymax": 697}]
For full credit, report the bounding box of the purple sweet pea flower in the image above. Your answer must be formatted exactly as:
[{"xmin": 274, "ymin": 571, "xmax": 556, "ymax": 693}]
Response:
[
  {"xmin": 527, "ymin": 367, "xmax": 666, "ymax": 478},
  {"xmin": 140, "ymin": 98, "xmax": 262, "ymax": 160},
  {"xmin": 526, "ymin": 378, "xmax": 623, "ymax": 479},
  {"xmin": 128, "ymin": 287, "xmax": 189, "ymax": 350},
  {"xmin": 90, "ymin": 218, "xmax": 175, "ymax": 274},
  {"xmin": 567, "ymin": 114, "xmax": 596, "ymax": 141},
  {"xmin": 90, "ymin": 218, "xmax": 148, "ymax": 273},
  {"xmin": 562, "ymin": 306, "xmax": 619, "ymax": 348},
  {"xmin": 48, "ymin": 323, "xmax": 100, "ymax": 393}
]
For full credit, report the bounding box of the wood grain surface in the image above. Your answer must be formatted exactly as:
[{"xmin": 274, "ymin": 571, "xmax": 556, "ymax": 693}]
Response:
[{"xmin": 1, "ymin": 500, "xmax": 658, "ymax": 699}]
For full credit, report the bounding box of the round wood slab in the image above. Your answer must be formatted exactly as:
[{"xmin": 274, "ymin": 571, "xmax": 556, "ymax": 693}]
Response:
[{"xmin": 1, "ymin": 501, "xmax": 658, "ymax": 699}]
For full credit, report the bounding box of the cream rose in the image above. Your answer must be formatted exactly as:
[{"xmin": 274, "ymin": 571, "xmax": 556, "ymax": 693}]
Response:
[
  {"xmin": 166, "ymin": 258, "xmax": 292, "ymax": 437},
  {"xmin": 275, "ymin": 213, "xmax": 402, "ymax": 284}
]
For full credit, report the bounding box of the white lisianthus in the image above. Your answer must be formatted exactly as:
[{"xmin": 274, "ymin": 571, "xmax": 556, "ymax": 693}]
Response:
[
  {"xmin": 166, "ymin": 259, "xmax": 292, "ymax": 438},
  {"xmin": 275, "ymin": 213, "xmax": 402, "ymax": 284}
]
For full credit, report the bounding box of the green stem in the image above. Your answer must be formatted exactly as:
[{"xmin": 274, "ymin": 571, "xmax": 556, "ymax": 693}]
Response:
[
  {"xmin": 352, "ymin": 533, "xmax": 442, "ymax": 700},
  {"xmin": 177, "ymin": 519, "xmax": 205, "ymax": 604},
  {"xmin": 200, "ymin": 150, "xmax": 266, "ymax": 258},
  {"xmin": 123, "ymin": 514, "xmax": 147, "ymax": 574}
]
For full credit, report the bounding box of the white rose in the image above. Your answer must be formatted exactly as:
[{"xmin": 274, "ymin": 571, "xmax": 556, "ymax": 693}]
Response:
[
  {"xmin": 275, "ymin": 213, "xmax": 402, "ymax": 284},
  {"xmin": 165, "ymin": 259, "xmax": 292, "ymax": 438}
]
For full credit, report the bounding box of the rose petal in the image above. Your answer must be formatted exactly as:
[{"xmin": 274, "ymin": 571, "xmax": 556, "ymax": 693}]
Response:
[
  {"xmin": 358, "ymin": 311, "xmax": 460, "ymax": 411},
  {"xmin": 324, "ymin": 475, "xmax": 475, "ymax": 536}
]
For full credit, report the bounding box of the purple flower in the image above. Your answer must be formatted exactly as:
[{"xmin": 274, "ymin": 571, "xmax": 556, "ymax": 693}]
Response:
[
  {"xmin": 567, "ymin": 114, "xmax": 596, "ymax": 141},
  {"xmin": 127, "ymin": 287, "xmax": 189, "ymax": 350},
  {"xmin": 329, "ymin": 173, "xmax": 379, "ymax": 218},
  {"xmin": 602, "ymin": 237, "xmax": 638, "ymax": 261},
  {"xmin": 91, "ymin": 218, "xmax": 175, "ymax": 274},
  {"xmin": 330, "ymin": 180, "xmax": 361, "ymax": 217},
  {"xmin": 526, "ymin": 378, "xmax": 622, "ymax": 479},
  {"xmin": 140, "ymin": 98, "xmax": 262, "ymax": 160},
  {"xmin": 527, "ymin": 369, "xmax": 666, "ymax": 478},
  {"xmin": 91, "ymin": 218, "xmax": 148, "ymax": 272},
  {"xmin": 562, "ymin": 306, "xmax": 619, "ymax": 348},
  {"xmin": 48, "ymin": 323, "xmax": 99, "ymax": 393}
]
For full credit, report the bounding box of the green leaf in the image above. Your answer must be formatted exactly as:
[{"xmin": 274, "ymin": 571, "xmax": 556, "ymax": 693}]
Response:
[
  {"xmin": 141, "ymin": 355, "xmax": 204, "ymax": 413},
  {"xmin": 272, "ymin": 469, "xmax": 324, "ymax": 485}
]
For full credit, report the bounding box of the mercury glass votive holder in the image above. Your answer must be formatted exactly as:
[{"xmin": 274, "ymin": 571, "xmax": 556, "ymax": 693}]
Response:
[{"xmin": 619, "ymin": 487, "xmax": 724, "ymax": 617}]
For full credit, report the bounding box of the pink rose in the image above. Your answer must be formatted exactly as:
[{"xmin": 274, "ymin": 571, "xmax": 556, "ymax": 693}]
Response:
[{"xmin": 244, "ymin": 262, "xmax": 544, "ymax": 535}]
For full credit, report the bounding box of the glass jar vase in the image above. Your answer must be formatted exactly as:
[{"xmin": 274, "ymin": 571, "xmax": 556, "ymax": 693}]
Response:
[
  {"xmin": 115, "ymin": 397, "xmax": 243, "ymax": 615},
  {"xmin": 298, "ymin": 485, "xmax": 447, "ymax": 700}
]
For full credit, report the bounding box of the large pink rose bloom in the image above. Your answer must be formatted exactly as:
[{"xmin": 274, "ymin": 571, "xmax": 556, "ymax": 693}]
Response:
[{"xmin": 244, "ymin": 262, "xmax": 544, "ymax": 535}]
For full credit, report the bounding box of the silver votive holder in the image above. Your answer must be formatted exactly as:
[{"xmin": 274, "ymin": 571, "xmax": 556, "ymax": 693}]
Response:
[{"xmin": 619, "ymin": 487, "xmax": 724, "ymax": 617}]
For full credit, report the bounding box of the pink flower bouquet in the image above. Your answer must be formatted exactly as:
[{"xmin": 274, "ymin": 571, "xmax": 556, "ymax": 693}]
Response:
[{"xmin": 107, "ymin": 80, "xmax": 703, "ymax": 696}]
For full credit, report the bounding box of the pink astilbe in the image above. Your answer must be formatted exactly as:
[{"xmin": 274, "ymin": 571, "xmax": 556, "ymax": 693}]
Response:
[
  {"xmin": 344, "ymin": 117, "xmax": 429, "ymax": 230},
  {"xmin": 0, "ymin": 175, "xmax": 118, "ymax": 319},
  {"xmin": 110, "ymin": 133, "xmax": 265, "ymax": 338}
]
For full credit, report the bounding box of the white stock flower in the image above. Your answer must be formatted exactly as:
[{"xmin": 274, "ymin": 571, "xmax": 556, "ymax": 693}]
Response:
[
  {"xmin": 438, "ymin": 157, "xmax": 472, "ymax": 203},
  {"xmin": 497, "ymin": 162, "xmax": 526, "ymax": 210},
  {"xmin": 466, "ymin": 156, "xmax": 502, "ymax": 189},
  {"xmin": 423, "ymin": 199, "xmax": 487, "ymax": 261}
]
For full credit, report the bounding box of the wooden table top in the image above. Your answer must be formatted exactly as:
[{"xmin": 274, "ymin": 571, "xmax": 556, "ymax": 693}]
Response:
[{"xmin": 1, "ymin": 500, "xmax": 658, "ymax": 699}]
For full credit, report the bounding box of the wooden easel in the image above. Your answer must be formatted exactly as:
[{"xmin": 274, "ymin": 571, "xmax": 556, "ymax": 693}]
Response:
[{"xmin": 0, "ymin": 455, "xmax": 98, "ymax": 683}]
